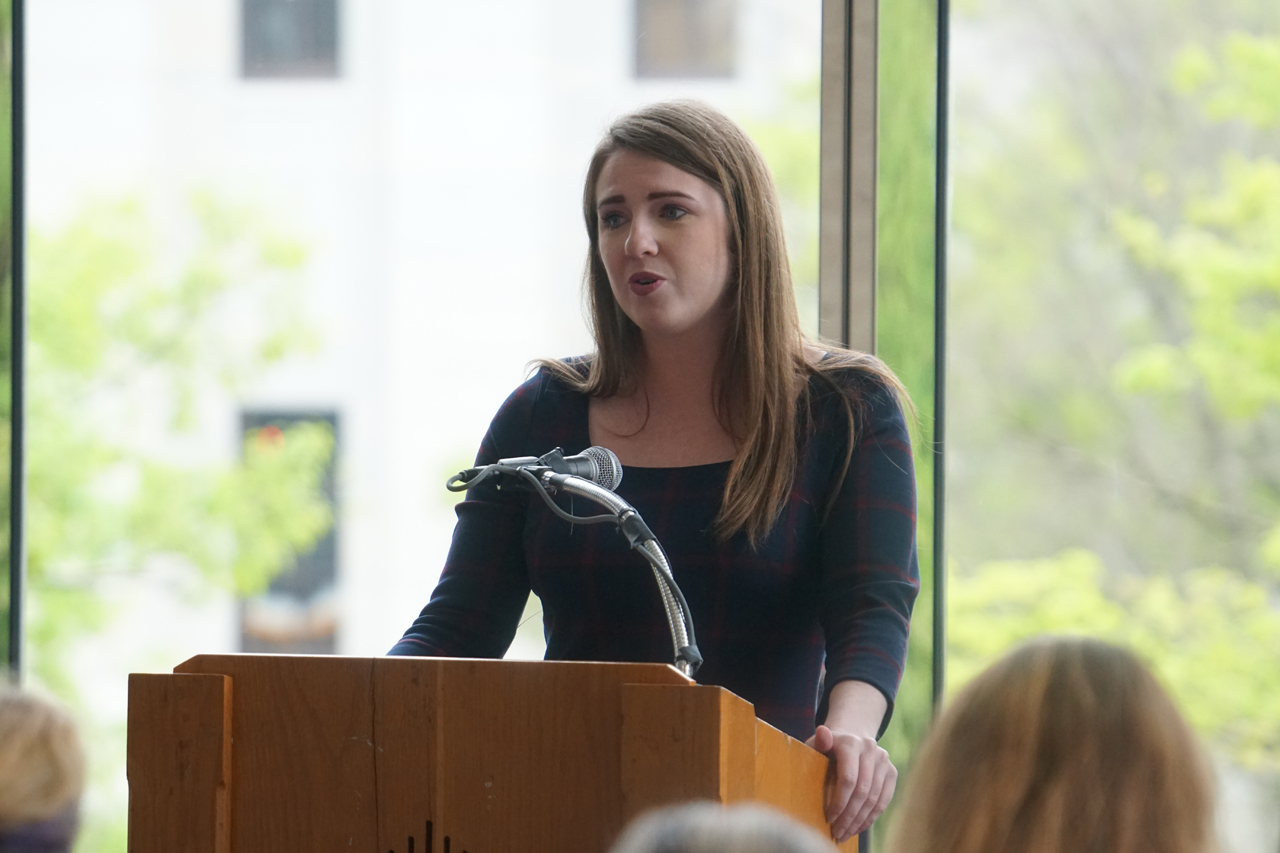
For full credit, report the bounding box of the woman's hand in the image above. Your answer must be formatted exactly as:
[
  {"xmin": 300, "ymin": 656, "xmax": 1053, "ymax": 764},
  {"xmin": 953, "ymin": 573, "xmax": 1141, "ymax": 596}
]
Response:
[
  {"xmin": 805, "ymin": 679, "xmax": 897, "ymax": 844},
  {"xmin": 806, "ymin": 724, "xmax": 898, "ymax": 843}
]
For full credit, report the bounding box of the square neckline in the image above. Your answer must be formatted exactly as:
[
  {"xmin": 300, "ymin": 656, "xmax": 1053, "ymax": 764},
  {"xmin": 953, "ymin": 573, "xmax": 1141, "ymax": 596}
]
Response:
[{"xmin": 570, "ymin": 385, "xmax": 735, "ymax": 473}]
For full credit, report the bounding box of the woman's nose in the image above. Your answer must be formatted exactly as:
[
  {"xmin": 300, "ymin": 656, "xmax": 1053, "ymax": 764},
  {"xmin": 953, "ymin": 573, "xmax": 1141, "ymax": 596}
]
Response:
[{"xmin": 625, "ymin": 218, "xmax": 658, "ymax": 257}]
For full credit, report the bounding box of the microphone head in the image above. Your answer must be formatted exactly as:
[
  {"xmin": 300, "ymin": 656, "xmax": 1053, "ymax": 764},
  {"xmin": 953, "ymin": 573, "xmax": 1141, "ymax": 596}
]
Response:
[{"xmin": 583, "ymin": 446, "xmax": 623, "ymax": 491}]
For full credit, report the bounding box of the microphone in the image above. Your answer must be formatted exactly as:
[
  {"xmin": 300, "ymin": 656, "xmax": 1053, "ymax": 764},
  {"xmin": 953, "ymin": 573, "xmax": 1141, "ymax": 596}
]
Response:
[
  {"xmin": 538, "ymin": 464, "xmax": 702, "ymax": 677},
  {"xmin": 540, "ymin": 446, "xmax": 624, "ymax": 491},
  {"xmin": 452, "ymin": 446, "xmax": 624, "ymax": 491},
  {"xmin": 445, "ymin": 444, "xmax": 700, "ymax": 676}
]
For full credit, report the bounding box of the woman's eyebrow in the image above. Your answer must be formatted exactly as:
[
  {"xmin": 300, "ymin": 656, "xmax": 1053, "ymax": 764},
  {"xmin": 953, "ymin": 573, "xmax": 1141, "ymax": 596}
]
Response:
[{"xmin": 596, "ymin": 190, "xmax": 697, "ymax": 209}]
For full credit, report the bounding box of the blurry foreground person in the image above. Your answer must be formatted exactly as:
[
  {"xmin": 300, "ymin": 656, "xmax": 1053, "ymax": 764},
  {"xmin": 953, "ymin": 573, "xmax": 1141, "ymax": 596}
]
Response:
[
  {"xmin": 0, "ymin": 689, "xmax": 84, "ymax": 853},
  {"xmin": 609, "ymin": 803, "xmax": 840, "ymax": 853},
  {"xmin": 890, "ymin": 637, "xmax": 1214, "ymax": 853}
]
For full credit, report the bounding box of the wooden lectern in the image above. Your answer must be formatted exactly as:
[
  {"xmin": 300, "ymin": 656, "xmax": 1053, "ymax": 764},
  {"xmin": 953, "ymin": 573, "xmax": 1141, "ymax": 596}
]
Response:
[{"xmin": 127, "ymin": 655, "xmax": 854, "ymax": 853}]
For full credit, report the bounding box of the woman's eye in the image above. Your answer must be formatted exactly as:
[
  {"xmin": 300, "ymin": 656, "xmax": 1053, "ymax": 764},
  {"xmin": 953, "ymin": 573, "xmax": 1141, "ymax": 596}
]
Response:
[
  {"xmin": 600, "ymin": 212, "xmax": 624, "ymax": 229},
  {"xmin": 660, "ymin": 205, "xmax": 687, "ymax": 221}
]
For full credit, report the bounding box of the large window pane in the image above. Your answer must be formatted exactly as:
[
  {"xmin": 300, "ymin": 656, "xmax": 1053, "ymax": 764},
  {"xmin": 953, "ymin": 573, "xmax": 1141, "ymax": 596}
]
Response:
[
  {"xmin": 241, "ymin": 0, "xmax": 339, "ymax": 78},
  {"xmin": 948, "ymin": 1, "xmax": 1280, "ymax": 850},
  {"xmin": 29, "ymin": 1, "xmax": 821, "ymax": 846},
  {"xmin": 874, "ymin": 0, "xmax": 940, "ymax": 835}
]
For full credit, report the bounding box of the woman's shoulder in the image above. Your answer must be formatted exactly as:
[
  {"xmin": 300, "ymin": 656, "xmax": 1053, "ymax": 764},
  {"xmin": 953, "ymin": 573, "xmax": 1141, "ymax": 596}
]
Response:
[
  {"xmin": 480, "ymin": 357, "xmax": 592, "ymax": 460},
  {"xmin": 800, "ymin": 351, "xmax": 914, "ymax": 479},
  {"xmin": 802, "ymin": 350, "xmax": 913, "ymax": 452},
  {"xmin": 808, "ymin": 350, "xmax": 903, "ymax": 405},
  {"xmin": 494, "ymin": 356, "xmax": 591, "ymax": 415},
  {"xmin": 526, "ymin": 355, "xmax": 595, "ymax": 398}
]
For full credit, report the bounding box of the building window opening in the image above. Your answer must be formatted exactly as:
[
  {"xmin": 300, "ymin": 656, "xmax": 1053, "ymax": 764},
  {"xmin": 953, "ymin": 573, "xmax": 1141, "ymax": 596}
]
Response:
[
  {"xmin": 239, "ymin": 410, "xmax": 340, "ymax": 654},
  {"xmin": 635, "ymin": 0, "xmax": 737, "ymax": 79},
  {"xmin": 242, "ymin": 0, "xmax": 340, "ymax": 79}
]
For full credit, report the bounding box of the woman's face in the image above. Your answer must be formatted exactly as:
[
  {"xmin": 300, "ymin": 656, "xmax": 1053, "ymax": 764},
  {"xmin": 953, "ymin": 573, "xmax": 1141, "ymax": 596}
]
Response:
[{"xmin": 594, "ymin": 150, "xmax": 734, "ymax": 343}]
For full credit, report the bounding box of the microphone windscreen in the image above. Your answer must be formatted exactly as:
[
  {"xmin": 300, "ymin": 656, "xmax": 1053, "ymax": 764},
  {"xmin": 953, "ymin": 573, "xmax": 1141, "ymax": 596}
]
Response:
[{"xmin": 583, "ymin": 446, "xmax": 623, "ymax": 491}]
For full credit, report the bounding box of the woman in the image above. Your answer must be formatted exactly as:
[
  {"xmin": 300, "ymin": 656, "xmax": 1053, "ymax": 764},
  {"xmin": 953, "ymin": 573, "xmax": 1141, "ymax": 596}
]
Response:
[
  {"xmin": 888, "ymin": 637, "xmax": 1215, "ymax": 853},
  {"xmin": 0, "ymin": 689, "xmax": 85, "ymax": 853},
  {"xmin": 608, "ymin": 802, "xmax": 839, "ymax": 853},
  {"xmin": 390, "ymin": 100, "xmax": 919, "ymax": 842}
]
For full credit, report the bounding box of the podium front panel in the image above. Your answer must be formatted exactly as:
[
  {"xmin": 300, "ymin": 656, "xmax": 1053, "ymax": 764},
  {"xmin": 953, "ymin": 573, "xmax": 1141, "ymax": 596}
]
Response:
[{"xmin": 129, "ymin": 655, "xmax": 855, "ymax": 852}]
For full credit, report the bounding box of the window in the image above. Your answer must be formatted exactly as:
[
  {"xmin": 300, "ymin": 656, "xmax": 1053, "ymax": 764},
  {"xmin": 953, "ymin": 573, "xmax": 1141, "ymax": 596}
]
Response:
[
  {"xmin": 634, "ymin": 0, "xmax": 736, "ymax": 79},
  {"xmin": 242, "ymin": 0, "xmax": 340, "ymax": 79},
  {"xmin": 29, "ymin": 0, "xmax": 835, "ymax": 841},
  {"xmin": 239, "ymin": 411, "xmax": 340, "ymax": 654}
]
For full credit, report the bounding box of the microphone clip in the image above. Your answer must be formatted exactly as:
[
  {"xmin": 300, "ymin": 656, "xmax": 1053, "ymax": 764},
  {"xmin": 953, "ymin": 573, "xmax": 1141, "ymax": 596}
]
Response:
[{"xmin": 537, "ymin": 447, "xmax": 574, "ymax": 476}]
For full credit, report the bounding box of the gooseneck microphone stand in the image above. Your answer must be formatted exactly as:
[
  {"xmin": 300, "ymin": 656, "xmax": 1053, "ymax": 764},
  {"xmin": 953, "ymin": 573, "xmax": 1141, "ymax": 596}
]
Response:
[{"xmin": 447, "ymin": 448, "xmax": 703, "ymax": 677}]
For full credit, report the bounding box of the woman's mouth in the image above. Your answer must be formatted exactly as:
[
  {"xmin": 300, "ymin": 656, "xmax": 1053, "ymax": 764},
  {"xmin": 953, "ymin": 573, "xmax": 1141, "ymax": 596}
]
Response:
[{"xmin": 628, "ymin": 272, "xmax": 665, "ymax": 296}]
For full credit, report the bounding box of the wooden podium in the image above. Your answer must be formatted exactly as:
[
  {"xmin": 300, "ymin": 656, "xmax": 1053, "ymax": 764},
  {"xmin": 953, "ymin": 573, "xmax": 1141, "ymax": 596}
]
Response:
[{"xmin": 127, "ymin": 655, "xmax": 853, "ymax": 853}]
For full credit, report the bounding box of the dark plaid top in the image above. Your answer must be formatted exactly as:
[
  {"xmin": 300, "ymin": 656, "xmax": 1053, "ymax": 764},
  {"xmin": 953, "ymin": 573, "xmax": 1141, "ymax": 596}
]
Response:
[{"xmin": 389, "ymin": 364, "xmax": 919, "ymax": 741}]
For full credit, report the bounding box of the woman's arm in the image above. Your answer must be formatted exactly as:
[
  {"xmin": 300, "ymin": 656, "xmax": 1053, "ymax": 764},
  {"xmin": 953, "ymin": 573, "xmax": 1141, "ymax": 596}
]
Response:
[
  {"xmin": 814, "ymin": 372, "xmax": 920, "ymax": 842},
  {"xmin": 387, "ymin": 487, "xmax": 532, "ymax": 657},
  {"xmin": 806, "ymin": 680, "xmax": 897, "ymax": 843},
  {"xmin": 387, "ymin": 377, "xmax": 542, "ymax": 657}
]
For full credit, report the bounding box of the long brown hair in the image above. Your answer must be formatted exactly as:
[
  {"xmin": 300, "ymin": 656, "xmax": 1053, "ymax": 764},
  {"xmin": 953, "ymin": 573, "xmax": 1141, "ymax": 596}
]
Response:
[
  {"xmin": 540, "ymin": 100, "xmax": 908, "ymax": 546},
  {"xmin": 888, "ymin": 637, "xmax": 1215, "ymax": 853}
]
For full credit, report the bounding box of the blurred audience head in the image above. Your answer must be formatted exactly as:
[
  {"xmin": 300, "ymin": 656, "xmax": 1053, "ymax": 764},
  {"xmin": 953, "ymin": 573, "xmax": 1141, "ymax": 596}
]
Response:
[
  {"xmin": 890, "ymin": 636, "xmax": 1214, "ymax": 853},
  {"xmin": 0, "ymin": 687, "xmax": 85, "ymax": 853},
  {"xmin": 608, "ymin": 802, "xmax": 839, "ymax": 853}
]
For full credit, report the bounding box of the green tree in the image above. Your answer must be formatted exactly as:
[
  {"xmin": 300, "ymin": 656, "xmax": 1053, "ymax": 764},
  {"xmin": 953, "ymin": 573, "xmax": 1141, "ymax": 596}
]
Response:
[
  {"xmin": 26, "ymin": 194, "xmax": 334, "ymax": 851},
  {"xmin": 946, "ymin": 0, "xmax": 1280, "ymax": 778},
  {"xmin": 1114, "ymin": 34, "xmax": 1280, "ymax": 582},
  {"xmin": 949, "ymin": 550, "xmax": 1280, "ymax": 767},
  {"xmin": 947, "ymin": 0, "xmax": 1280, "ymax": 575}
]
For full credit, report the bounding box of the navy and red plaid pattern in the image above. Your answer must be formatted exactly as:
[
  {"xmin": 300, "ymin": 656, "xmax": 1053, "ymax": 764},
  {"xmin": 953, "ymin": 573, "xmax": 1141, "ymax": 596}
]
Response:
[{"xmin": 390, "ymin": 365, "xmax": 919, "ymax": 742}]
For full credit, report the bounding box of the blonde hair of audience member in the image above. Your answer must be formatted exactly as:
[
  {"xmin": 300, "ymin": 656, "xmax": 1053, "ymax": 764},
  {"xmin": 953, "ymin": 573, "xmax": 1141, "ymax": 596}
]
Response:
[
  {"xmin": 608, "ymin": 802, "xmax": 840, "ymax": 853},
  {"xmin": 0, "ymin": 688, "xmax": 85, "ymax": 828},
  {"xmin": 889, "ymin": 637, "xmax": 1214, "ymax": 853}
]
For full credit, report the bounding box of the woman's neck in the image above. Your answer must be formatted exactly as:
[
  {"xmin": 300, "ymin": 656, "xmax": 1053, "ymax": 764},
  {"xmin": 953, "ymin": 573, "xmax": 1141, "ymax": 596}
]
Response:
[
  {"xmin": 587, "ymin": 322, "xmax": 740, "ymax": 466},
  {"xmin": 638, "ymin": 330, "xmax": 723, "ymax": 412}
]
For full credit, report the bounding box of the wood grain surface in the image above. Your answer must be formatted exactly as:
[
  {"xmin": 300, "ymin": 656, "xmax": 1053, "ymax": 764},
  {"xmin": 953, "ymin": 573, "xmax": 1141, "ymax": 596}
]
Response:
[
  {"xmin": 372, "ymin": 657, "xmax": 692, "ymax": 853},
  {"xmin": 130, "ymin": 656, "xmax": 857, "ymax": 853},
  {"xmin": 619, "ymin": 682, "xmax": 759, "ymax": 819},
  {"xmin": 619, "ymin": 683, "xmax": 856, "ymax": 852},
  {"xmin": 753, "ymin": 718, "xmax": 795, "ymax": 811},
  {"xmin": 127, "ymin": 673, "xmax": 231, "ymax": 853},
  {"xmin": 175, "ymin": 654, "xmax": 378, "ymax": 852},
  {"xmin": 756, "ymin": 719, "xmax": 859, "ymax": 851}
]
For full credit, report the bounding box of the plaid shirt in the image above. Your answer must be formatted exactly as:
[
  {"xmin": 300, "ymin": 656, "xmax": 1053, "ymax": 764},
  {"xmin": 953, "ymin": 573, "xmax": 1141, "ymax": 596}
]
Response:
[{"xmin": 390, "ymin": 364, "xmax": 919, "ymax": 742}]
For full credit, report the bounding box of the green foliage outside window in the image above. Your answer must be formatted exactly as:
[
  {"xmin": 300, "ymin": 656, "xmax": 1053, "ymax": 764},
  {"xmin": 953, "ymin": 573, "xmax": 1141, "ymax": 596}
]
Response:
[
  {"xmin": 26, "ymin": 195, "xmax": 333, "ymax": 851},
  {"xmin": 752, "ymin": 2, "xmax": 1280, "ymax": 836},
  {"xmin": 945, "ymin": 0, "xmax": 1280, "ymax": 784}
]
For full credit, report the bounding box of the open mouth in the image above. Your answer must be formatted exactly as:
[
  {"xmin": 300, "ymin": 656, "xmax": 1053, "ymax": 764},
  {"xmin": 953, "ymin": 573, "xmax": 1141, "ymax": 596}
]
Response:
[{"xmin": 629, "ymin": 272, "xmax": 664, "ymax": 294}]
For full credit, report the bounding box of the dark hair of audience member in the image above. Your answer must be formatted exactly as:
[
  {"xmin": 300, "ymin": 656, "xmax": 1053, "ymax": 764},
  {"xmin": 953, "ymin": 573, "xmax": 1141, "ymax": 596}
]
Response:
[
  {"xmin": 608, "ymin": 802, "xmax": 840, "ymax": 853},
  {"xmin": 0, "ymin": 687, "xmax": 85, "ymax": 853},
  {"xmin": 889, "ymin": 636, "xmax": 1214, "ymax": 853}
]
